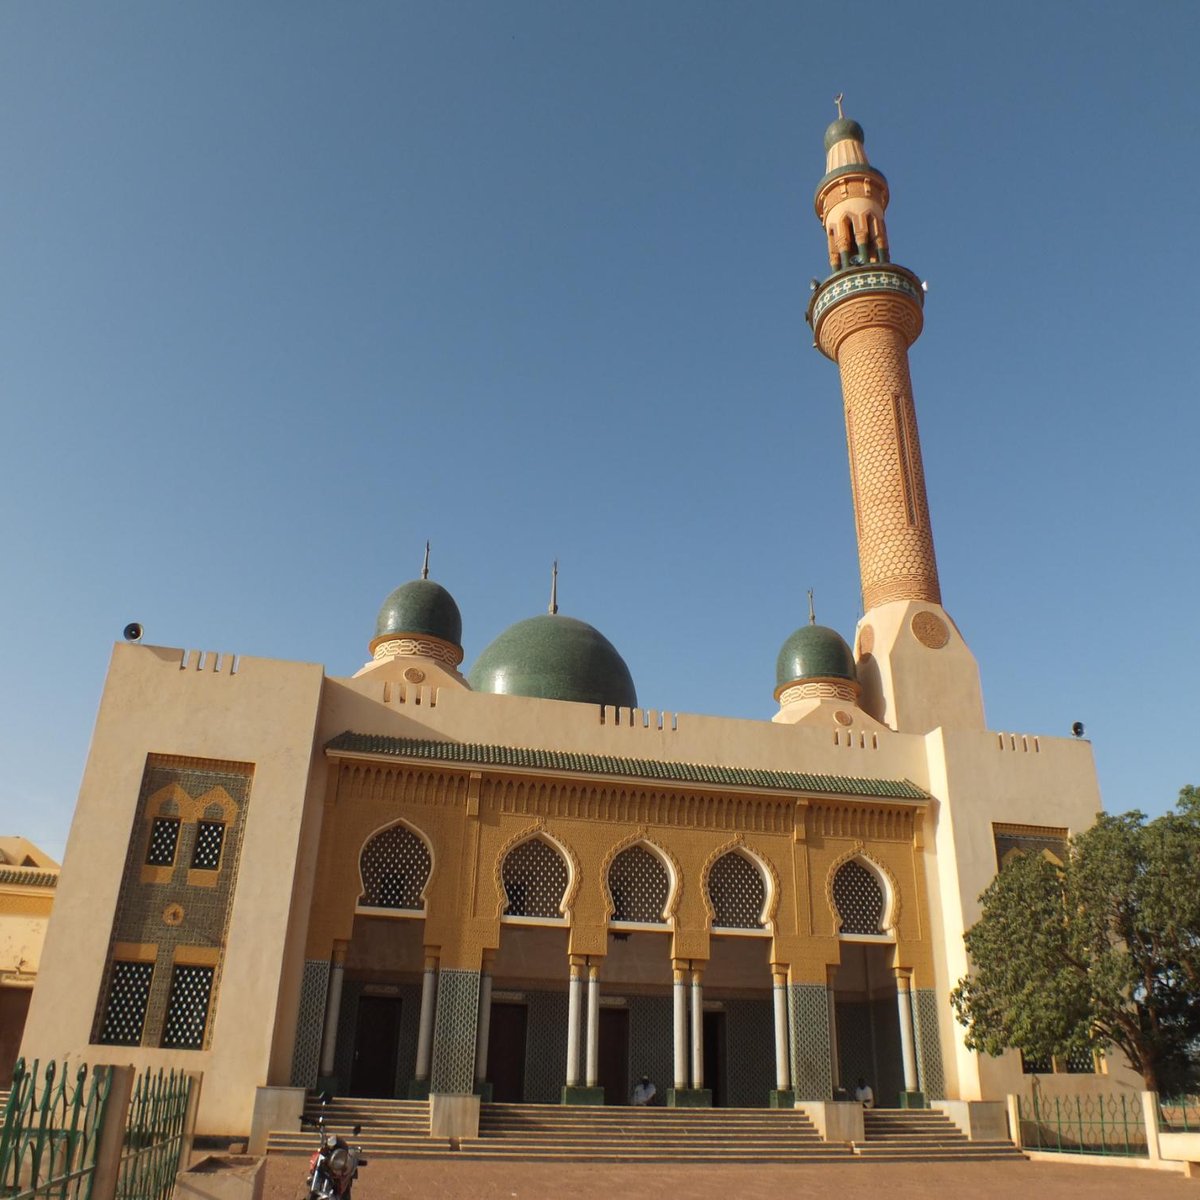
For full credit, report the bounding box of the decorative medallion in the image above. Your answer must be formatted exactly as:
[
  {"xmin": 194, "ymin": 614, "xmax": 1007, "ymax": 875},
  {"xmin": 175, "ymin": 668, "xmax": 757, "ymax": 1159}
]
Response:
[
  {"xmin": 163, "ymin": 903, "xmax": 185, "ymax": 927},
  {"xmin": 834, "ymin": 710, "xmax": 853, "ymax": 726},
  {"xmin": 911, "ymin": 611, "xmax": 950, "ymax": 649},
  {"xmin": 403, "ymin": 667, "xmax": 426, "ymax": 683},
  {"xmin": 857, "ymin": 625, "xmax": 875, "ymax": 656}
]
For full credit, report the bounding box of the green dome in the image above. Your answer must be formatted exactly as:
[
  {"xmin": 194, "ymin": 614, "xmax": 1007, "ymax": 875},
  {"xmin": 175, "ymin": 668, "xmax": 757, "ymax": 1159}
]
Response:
[
  {"xmin": 824, "ymin": 117, "xmax": 865, "ymax": 151},
  {"xmin": 776, "ymin": 624, "xmax": 857, "ymax": 689},
  {"xmin": 375, "ymin": 579, "xmax": 463, "ymax": 646},
  {"xmin": 469, "ymin": 614, "xmax": 637, "ymax": 708}
]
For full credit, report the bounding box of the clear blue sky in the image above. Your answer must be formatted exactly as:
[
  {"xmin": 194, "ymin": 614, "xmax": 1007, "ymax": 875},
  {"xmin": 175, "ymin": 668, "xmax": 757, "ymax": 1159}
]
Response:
[{"xmin": 2, "ymin": 3, "xmax": 1197, "ymax": 860}]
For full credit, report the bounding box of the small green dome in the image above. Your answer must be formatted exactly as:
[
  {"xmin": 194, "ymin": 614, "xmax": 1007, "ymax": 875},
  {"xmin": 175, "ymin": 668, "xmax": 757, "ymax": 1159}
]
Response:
[
  {"xmin": 824, "ymin": 117, "xmax": 865, "ymax": 151},
  {"xmin": 375, "ymin": 579, "xmax": 463, "ymax": 646},
  {"xmin": 469, "ymin": 614, "xmax": 637, "ymax": 708},
  {"xmin": 776, "ymin": 624, "xmax": 857, "ymax": 689}
]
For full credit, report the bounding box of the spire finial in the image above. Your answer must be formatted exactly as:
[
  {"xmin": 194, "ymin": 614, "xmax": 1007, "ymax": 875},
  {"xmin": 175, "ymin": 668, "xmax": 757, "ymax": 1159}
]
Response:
[
  {"xmin": 421, "ymin": 541, "xmax": 430, "ymax": 580},
  {"xmin": 549, "ymin": 560, "xmax": 559, "ymax": 615},
  {"xmin": 834, "ymin": 93, "xmax": 845, "ymax": 119},
  {"xmin": 807, "ymin": 588, "xmax": 816, "ymax": 625}
]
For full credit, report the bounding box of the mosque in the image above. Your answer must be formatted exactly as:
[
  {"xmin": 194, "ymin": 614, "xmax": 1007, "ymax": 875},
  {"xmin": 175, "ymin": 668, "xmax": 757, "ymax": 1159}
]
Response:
[{"xmin": 19, "ymin": 110, "xmax": 1119, "ymax": 1138}]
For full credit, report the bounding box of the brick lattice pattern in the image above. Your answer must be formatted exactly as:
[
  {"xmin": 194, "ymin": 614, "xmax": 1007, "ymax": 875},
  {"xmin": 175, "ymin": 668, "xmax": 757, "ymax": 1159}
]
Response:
[
  {"xmin": 94, "ymin": 756, "xmax": 253, "ymax": 1049},
  {"xmin": 290, "ymin": 959, "xmax": 330, "ymax": 1087},
  {"xmin": 430, "ymin": 968, "xmax": 480, "ymax": 1094},
  {"xmin": 835, "ymin": 314, "xmax": 941, "ymax": 610},
  {"xmin": 913, "ymin": 987, "xmax": 946, "ymax": 1099},
  {"xmin": 789, "ymin": 983, "xmax": 832, "ymax": 1101}
]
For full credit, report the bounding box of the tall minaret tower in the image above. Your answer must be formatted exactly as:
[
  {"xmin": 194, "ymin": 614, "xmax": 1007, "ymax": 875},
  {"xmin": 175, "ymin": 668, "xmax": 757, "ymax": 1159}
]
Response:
[{"xmin": 806, "ymin": 104, "xmax": 984, "ymax": 733}]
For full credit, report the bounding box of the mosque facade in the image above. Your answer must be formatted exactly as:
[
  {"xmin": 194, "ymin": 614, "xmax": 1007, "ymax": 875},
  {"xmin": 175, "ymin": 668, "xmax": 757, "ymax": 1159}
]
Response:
[{"xmin": 20, "ymin": 113, "xmax": 1122, "ymax": 1137}]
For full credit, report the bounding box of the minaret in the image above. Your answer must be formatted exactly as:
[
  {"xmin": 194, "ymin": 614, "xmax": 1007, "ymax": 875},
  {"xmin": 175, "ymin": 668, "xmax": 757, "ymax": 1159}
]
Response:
[{"xmin": 806, "ymin": 103, "xmax": 984, "ymax": 733}]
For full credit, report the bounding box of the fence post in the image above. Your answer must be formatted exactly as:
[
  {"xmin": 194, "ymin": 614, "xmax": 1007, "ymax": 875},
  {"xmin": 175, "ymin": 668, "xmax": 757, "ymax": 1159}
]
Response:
[
  {"xmin": 1142, "ymin": 1091, "xmax": 1162, "ymax": 1161},
  {"xmin": 90, "ymin": 1065, "xmax": 135, "ymax": 1200},
  {"xmin": 179, "ymin": 1072, "xmax": 204, "ymax": 1169},
  {"xmin": 1006, "ymin": 1095, "xmax": 1023, "ymax": 1148}
]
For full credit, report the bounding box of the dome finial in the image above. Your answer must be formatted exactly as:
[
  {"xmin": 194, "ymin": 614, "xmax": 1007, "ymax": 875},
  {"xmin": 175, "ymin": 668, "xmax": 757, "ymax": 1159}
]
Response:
[
  {"xmin": 834, "ymin": 92, "xmax": 844, "ymax": 119},
  {"xmin": 808, "ymin": 588, "xmax": 817, "ymax": 625},
  {"xmin": 549, "ymin": 559, "xmax": 559, "ymax": 615},
  {"xmin": 421, "ymin": 540, "xmax": 430, "ymax": 580}
]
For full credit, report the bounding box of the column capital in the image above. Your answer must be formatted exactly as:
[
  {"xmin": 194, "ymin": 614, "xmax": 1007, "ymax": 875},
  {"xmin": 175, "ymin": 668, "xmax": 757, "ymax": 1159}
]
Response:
[
  {"xmin": 331, "ymin": 940, "xmax": 349, "ymax": 966},
  {"xmin": 423, "ymin": 954, "xmax": 440, "ymax": 972}
]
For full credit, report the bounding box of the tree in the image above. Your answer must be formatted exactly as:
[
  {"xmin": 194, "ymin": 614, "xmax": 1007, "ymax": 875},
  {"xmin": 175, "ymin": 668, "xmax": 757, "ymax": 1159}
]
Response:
[{"xmin": 950, "ymin": 787, "xmax": 1200, "ymax": 1092}]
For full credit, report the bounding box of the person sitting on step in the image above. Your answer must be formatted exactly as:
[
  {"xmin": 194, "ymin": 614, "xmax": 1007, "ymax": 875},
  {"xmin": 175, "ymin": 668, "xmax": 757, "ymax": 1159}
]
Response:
[
  {"xmin": 854, "ymin": 1077, "xmax": 874, "ymax": 1108},
  {"xmin": 631, "ymin": 1075, "xmax": 657, "ymax": 1105}
]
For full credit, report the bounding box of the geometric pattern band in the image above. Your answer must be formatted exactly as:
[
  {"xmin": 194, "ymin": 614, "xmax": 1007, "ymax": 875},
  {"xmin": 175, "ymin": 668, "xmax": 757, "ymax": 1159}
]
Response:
[
  {"xmin": 788, "ymin": 983, "xmax": 832, "ymax": 1101},
  {"xmin": 913, "ymin": 987, "xmax": 945, "ymax": 1100},
  {"xmin": 430, "ymin": 968, "xmax": 480, "ymax": 1095},
  {"xmin": 291, "ymin": 959, "xmax": 330, "ymax": 1087}
]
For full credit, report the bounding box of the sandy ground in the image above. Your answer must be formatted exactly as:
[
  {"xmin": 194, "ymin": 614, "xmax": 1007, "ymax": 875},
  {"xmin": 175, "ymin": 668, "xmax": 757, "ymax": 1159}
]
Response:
[{"xmin": 260, "ymin": 1153, "xmax": 1198, "ymax": 1199}]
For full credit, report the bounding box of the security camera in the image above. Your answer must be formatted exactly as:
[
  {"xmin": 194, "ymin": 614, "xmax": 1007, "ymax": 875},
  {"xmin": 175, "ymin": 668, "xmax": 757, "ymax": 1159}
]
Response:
[{"xmin": 123, "ymin": 622, "xmax": 143, "ymax": 643}]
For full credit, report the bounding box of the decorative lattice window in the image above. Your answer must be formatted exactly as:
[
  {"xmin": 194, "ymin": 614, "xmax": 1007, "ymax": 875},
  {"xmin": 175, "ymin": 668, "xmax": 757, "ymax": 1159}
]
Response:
[
  {"xmin": 832, "ymin": 860, "xmax": 885, "ymax": 935},
  {"xmin": 1063, "ymin": 1047, "xmax": 1096, "ymax": 1074},
  {"xmin": 1021, "ymin": 1051, "xmax": 1053, "ymax": 1075},
  {"xmin": 161, "ymin": 964, "xmax": 214, "ymax": 1049},
  {"xmin": 707, "ymin": 852, "xmax": 766, "ymax": 929},
  {"xmin": 191, "ymin": 821, "xmax": 225, "ymax": 870},
  {"xmin": 359, "ymin": 824, "xmax": 431, "ymax": 910},
  {"xmin": 97, "ymin": 960, "xmax": 154, "ymax": 1045},
  {"xmin": 608, "ymin": 845, "xmax": 669, "ymax": 924},
  {"xmin": 146, "ymin": 818, "xmax": 180, "ymax": 866},
  {"xmin": 502, "ymin": 838, "xmax": 568, "ymax": 918}
]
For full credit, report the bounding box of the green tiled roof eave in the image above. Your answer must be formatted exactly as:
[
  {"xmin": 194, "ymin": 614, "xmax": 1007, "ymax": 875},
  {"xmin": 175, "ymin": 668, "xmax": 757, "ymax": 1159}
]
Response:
[
  {"xmin": 324, "ymin": 731, "xmax": 929, "ymax": 801},
  {"xmin": 0, "ymin": 868, "xmax": 58, "ymax": 888}
]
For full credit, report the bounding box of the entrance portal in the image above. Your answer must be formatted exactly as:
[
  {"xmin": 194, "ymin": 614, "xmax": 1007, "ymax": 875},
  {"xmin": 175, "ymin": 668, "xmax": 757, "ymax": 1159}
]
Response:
[
  {"xmin": 597, "ymin": 1007, "xmax": 629, "ymax": 1105},
  {"xmin": 834, "ymin": 943, "xmax": 904, "ymax": 1106},
  {"xmin": 487, "ymin": 1002, "xmax": 528, "ymax": 1102},
  {"xmin": 703, "ymin": 1010, "xmax": 726, "ymax": 1106},
  {"xmin": 349, "ymin": 995, "xmax": 402, "ymax": 1097}
]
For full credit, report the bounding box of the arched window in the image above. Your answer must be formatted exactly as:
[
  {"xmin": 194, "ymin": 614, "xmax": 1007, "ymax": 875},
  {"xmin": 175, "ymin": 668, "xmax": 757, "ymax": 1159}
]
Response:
[
  {"xmin": 358, "ymin": 823, "xmax": 431, "ymax": 910},
  {"xmin": 502, "ymin": 838, "xmax": 568, "ymax": 919},
  {"xmin": 608, "ymin": 845, "xmax": 669, "ymax": 924},
  {"xmin": 832, "ymin": 859, "xmax": 885, "ymax": 935},
  {"xmin": 707, "ymin": 851, "xmax": 767, "ymax": 930}
]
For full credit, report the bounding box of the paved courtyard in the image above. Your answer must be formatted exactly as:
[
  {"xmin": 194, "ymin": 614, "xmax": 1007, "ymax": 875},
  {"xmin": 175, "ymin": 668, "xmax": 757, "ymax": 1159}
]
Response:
[{"xmin": 262, "ymin": 1153, "xmax": 1197, "ymax": 1199}]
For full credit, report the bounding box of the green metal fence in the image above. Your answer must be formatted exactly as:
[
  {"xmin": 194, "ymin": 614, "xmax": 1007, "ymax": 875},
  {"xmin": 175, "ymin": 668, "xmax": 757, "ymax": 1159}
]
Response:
[
  {"xmin": 113, "ymin": 1071, "xmax": 192, "ymax": 1200},
  {"xmin": 1159, "ymin": 1095, "xmax": 1200, "ymax": 1133},
  {"xmin": 1016, "ymin": 1091, "xmax": 1148, "ymax": 1156},
  {"xmin": 0, "ymin": 1059, "xmax": 113, "ymax": 1199},
  {"xmin": 0, "ymin": 1061, "xmax": 195, "ymax": 1200}
]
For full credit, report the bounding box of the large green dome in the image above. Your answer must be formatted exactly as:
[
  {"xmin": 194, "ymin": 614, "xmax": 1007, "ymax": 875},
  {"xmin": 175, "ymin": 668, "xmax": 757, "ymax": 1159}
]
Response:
[
  {"xmin": 776, "ymin": 624, "xmax": 857, "ymax": 689},
  {"xmin": 469, "ymin": 614, "xmax": 637, "ymax": 708},
  {"xmin": 375, "ymin": 579, "xmax": 463, "ymax": 646}
]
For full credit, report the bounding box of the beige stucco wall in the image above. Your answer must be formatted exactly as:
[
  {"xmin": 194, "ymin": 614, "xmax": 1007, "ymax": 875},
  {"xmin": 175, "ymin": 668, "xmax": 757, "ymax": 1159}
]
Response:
[{"xmin": 21, "ymin": 642, "xmax": 326, "ymax": 1136}]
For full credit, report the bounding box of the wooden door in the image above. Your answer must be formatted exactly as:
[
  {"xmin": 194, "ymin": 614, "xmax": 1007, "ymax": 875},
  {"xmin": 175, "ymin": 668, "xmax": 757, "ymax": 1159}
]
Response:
[
  {"xmin": 350, "ymin": 995, "xmax": 402, "ymax": 1097},
  {"xmin": 487, "ymin": 1002, "xmax": 528, "ymax": 1102}
]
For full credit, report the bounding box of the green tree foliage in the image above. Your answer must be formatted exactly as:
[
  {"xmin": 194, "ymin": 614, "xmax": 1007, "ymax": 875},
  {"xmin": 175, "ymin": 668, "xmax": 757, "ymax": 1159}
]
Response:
[{"xmin": 950, "ymin": 787, "xmax": 1200, "ymax": 1091}]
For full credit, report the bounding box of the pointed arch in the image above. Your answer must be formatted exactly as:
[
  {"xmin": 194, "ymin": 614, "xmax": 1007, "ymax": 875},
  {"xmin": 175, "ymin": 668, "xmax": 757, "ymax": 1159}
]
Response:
[
  {"xmin": 700, "ymin": 836, "xmax": 779, "ymax": 931},
  {"xmin": 602, "ymin": 831, "xmax": 680, "ymax": 925},
  {"xmin": 492, "ymin": 821, "xmax": 579, "ymax": 921},
  {"xmin": 825, "ymin": 846, "xmax": 900, "ymax": 937},
  {"xmin": 356, "ymin": 817, "xmax": 434, "ymax": 912}
]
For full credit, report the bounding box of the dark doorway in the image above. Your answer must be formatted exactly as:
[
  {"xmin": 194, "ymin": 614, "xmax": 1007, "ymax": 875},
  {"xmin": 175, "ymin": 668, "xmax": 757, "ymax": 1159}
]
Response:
[
  {"xmin": 0, "ymin": 989, "xmax": 32, "ymax": 1088},
  {"xmin": 487, "ymin": 1002, "xmax": 528, "ymax": 1102},
  {"xmin": 703, "ymin": 1011, "xmax": 726, "ymax": 1106},
  {"xmin": 598, "ymin": 1007, "xmax": 630, "ymax": 1105},
  {"xmin": 350, "ymin": 995, "xmax": 402, "ymax": 1097}
]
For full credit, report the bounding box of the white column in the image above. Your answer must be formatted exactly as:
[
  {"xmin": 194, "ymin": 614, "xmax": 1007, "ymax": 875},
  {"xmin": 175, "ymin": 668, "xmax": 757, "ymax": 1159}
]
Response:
[
  {"xmin": 474, "ymin": 964, "xmax": 494, "ymax": 1085},
  {"xmin": 772, "ymin": 971, "xmax": 790, "ymax": 1092},
  {"xmin": 672, "ymin": 964, "xmax": 688, "ymax": 1091},
  {"xmin": 896, "ymin": 971, "xmax": 919, "ymax": 1093},
  {"xmin": 689, "ymin": 968, "xmax": 704, "ymax": 1090},
  {"xmin": 827, "ymin": 968, "xmax": 840, "ymax": 1090},
  {"xmin": 566, "ymin": 960, "xmax": 583, "ymax": 1088},
  {"xmin": 318, "ymin": 945, "xmax": 347, "ymax": 1078},
  {"xmin": 586, "ymin": 964, "xmax": 600, "ymax": 1088},
  {"xmin": 414, "ymin": 955, "xmax": 438, "ymax": 1082}
]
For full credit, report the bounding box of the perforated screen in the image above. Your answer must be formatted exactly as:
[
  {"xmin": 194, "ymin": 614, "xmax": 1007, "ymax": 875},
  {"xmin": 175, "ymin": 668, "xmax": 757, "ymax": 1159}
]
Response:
[
  {"xmin": 707, "ymin": 851, "xmax": 766, "ymax": 929},
  {"xmin": 359, "ymin": 824, "xmax": 432, "ymax": 910},
  {"xmin": 608, "ymin": 845, "xmax": 669, "ymax": 923},
  {"xmin": 832, "ymin": 860, "xmax": 884, "ymax": 934},
  {"xmin": 502, "ymin": 838, "xmax": 568, "ymax": 918},
  {"xmin": 191, "ymin": 821, "xmax": 225, "ymax": 870},
  {"xmin": 98, "ymin": 960, "xmax": 154, "ymax": 1045},
  {"xmin": 161, "ymin": 964, "xmax": 214, "ymax": 1049},
  {"xmin": 146, "ymin": 818, "xmax": 180, "ymax": 866}
]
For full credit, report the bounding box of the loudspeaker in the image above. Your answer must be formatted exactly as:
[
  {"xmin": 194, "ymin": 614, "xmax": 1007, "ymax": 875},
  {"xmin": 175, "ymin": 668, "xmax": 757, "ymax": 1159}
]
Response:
[{"xmin": 123, "ymin": 622, "xmax": 143, "ymax": 643}]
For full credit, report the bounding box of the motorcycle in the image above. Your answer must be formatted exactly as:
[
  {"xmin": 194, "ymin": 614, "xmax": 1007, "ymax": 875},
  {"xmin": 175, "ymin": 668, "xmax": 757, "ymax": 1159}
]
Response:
[{"xmin": 301, "ymin": 1093, "xmax": 369, "ymax": 1199}]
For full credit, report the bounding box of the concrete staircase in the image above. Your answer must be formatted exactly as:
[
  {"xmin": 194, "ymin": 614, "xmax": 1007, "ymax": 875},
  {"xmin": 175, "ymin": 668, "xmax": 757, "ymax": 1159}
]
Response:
[
  {"xmin": 265, "ymin": 1097, "xmax": 454, "ymax": 1158},
  {"xmin": 264, "ymin": 1097, "xmax": 1024, "ymax": 1165},
  {"xmin": 854, "ymin": 1108, "xmax": 1024, "ymax": 1161},
  {"xmin": 460, "ymin": 1103, "xmax": 853, "ymax": 1163}
]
